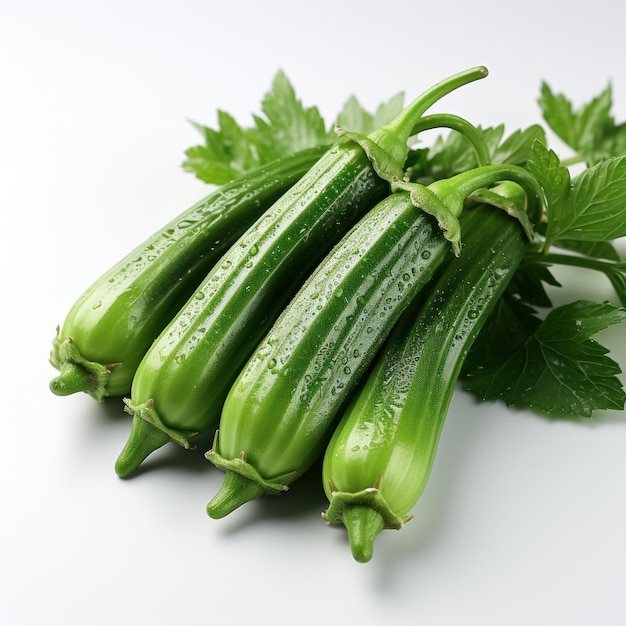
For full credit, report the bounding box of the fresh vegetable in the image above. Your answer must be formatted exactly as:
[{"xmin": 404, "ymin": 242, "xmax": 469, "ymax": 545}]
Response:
[
  {"xmin": 205, "ymin": 163, "xmax": 544, "ymax": 518},
  {"xmin": 49, "ymin": 147, "xmax": 326, "ymax": 401},
  {"xmin": 115, "ymin": 67, "xmax": 492, "ymax": 477},
  {"xmin": 182, "ymin": 69, "xmax": 406, "ymax": 184},
  {"xmin": 48, "ymin": 66, "xmax": 626, "ymax": 566},
  {"xmin": 321, "ymin": 194, "xmax": 529, "ymax": 562},
  {"xmin": 460, "ymin": 143, "xmax": 626, "ymax": 416}
]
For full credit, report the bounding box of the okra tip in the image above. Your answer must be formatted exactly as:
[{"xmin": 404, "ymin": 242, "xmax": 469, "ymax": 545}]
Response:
[
  {"xmin": 341, "ymin": 505, "xmax": 386, "ymax": 564},
  {"xmin": 206, "ymin": 471, "xmax": 266, "ymax": 519},
  {"xmin": 49, "ymin": 362, "xmax": 96, "ymax": 398},
  {"xmin": 114, "ymin": 415, "xmax": 173, "ymax": 478}
]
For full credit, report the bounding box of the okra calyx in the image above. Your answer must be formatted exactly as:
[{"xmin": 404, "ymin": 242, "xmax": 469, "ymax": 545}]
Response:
[{"xmin": 49, "ymin": 332, "xmax": 116, "ymax": 402}]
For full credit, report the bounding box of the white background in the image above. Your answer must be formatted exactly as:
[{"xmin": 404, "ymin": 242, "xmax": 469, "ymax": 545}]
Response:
[{"xmin": 1, "ymin": 1, "xmax": 625, "ymax": 625}]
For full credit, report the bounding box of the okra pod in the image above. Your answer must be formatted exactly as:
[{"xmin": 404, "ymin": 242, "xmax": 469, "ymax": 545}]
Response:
[
  {"xmin": 322, "ymin": 193, "xmax": 529, "ymax": 562},
  {"xmin": 205, "ymin": 169, "xmax": 542, "ymax": 518},
  {"xmin": 116, "ymin": 67, "xmax": 491, "ymax": 477},
  {"xmin": 49, "ymin": 147, "xmax": 326, "ymax": 400}
]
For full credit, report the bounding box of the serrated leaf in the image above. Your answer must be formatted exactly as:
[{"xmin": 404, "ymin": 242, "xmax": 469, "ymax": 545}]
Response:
[
  {"xmin": 461, "ymin": 297, "xmax": 542, "ymax": 399},
  {"xmin": 182, "ymin": 110, "xmax": 261, "ymax": 184},
  {"xmin": 538, "ymin": 82, "xmax": 580, "ymax": 148},
  {"xmin": 539, "ymin": 82, "xmax": 626, "ymax": 164},
  {"xmin": 335, "ymin": 95, "xmax": 375, "ymax": 136},
  {"xmin": 182, "ymin": 70, "xmax": 404, "ymax": 184},
  {"xmin": 574, "ymin": 86, "xmax": 613, "ymax": 155},
  {"xmin": 556, "ymin": 156, "xmax": 626, "ymax": 242},
  {"xmin": 527, "ymin": 141, "xmax": 571, "ymax": 245},
  {"xmin": 492, "ymin": 124, "xmax": 547, "ymax": 166},
  {"xmin": 463, "ymin": 299, "xmax": 626, "ymax": 416},
  {"xmin": 252, "ymin": 70, "xmax": 330, "ymax": 157},
  {"xmin": 335, "ymin": 92, "xmax": 405, "ymax": 137},
  {"xmin": 181, "ymin": 145, "xmax": 243, "ymax": 185}
]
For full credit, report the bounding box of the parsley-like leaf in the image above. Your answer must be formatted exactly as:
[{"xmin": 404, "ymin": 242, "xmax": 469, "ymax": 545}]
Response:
[
  {"xmin": 545, "ymin": 156, "xmax": 626, "ymax": 246},
  {"xmin": 182, "ymin": 71, "xmax": 404, "ymax": 185},
  {"xmin": 182, "ymin": 113, "xmax": 259, "ymax": 184},
  {"xmin": 526, "ymin": 140, "xmax": 571, "ymax": 243},
  {"xmin": 462, "ymin": 299, "xmax": 626, "ymax": 416},
  {"xmin": 335, "ymin": 92, "xmax": 405, "ymax": 137},
  {"xmin": 539, "ymin": 82, "xmax": 626, "ymax": 164},
  {"xmin": 492, "ymin": 124, "xmax": 547, "ymax": 166},
  {"xmin": 248, "ymin": 70, "xmax": 331, "ymax": 165}
]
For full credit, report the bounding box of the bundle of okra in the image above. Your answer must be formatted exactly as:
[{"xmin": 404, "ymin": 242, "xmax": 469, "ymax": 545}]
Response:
[{"xmin": 50, "ymin": 67, "xmax": 626, "ymax": 562}]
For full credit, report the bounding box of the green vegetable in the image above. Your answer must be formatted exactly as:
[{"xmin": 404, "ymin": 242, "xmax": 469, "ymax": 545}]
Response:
[
  {"xmin": 462, "ymin": 143, "xmax": 626, "ymax": 416},
  {"xmin": 182, "ymin": 70, "xmax": 406, "ymax": 184},
  {"xmin": 205, "ymin": 164, "xmax": 544, "ymax": 518},
  {"xmin": 321, "ymin": 195, "xmax": 529, "ymax": 562},
  {"xmin": 49, "ymin": 147, "xmax": 326, "ymax": 401},
  {"xmin": 116, "ymin": 67, "xmax": 493, "ymax": 477}
]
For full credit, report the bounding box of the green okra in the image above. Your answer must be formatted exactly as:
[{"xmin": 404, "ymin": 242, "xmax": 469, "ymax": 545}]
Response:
[
  {"xmin": 49, "ymin": 147, "xmax": 327, "ymax": 401},
  {"xmin": 321, "ymin": 191, "xmax": 530, "ymax": 562},
  {"xmin": 116, "ymin": 67, "xmax": 493, "ymax": 477},
  {"xmin": 205, "ymin": 169, "xmax": 543, "ymax": 519}
]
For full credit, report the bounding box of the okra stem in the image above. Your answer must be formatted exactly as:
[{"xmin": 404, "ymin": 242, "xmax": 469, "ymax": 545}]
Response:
[
  {"xmin": 410, "ymin": 113, "xmax": 491, "ymax": 167},
  {"xmin": 370, "ymin": 66, "xmax": 488, "ymax": 164}
]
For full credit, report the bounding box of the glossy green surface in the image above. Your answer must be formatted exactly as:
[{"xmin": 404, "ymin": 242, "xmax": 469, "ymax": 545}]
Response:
[
  {"xmin": 322, "ymin": 204, "xmax": 527, "ymax": 560},
  {"xmin": 50, "ymin": 147, "xmax": 326, "ymax": 399},
  {"xmin": 129, "ymin": 145, "xmax": 386, "ymax": 427},
  {"xmin": 211, "ymin": 191, "xmax": 449, "ymax": 484}
]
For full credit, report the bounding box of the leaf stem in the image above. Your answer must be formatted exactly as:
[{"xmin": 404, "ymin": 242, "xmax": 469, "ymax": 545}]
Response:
[
  {"xmin": 559, "ymin": 154, "xmax": 586, "ymax": 167},
  {"xmin": 532, "ymin": 251, "xmax": 625, "ymax": 274}
]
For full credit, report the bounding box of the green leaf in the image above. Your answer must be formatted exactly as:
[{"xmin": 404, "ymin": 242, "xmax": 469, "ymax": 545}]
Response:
[
  {"xmin": 182, "ymin": 70, "xmax": 404, "ymax": 185},
  {"xmin": 539, "ymin": 82, "xmax": 626, "ymax": 163},
  {"xmin": 492, "ymin": 124, "xmax": 547, "ymax": 166},
  {"xmin": 181, "ymin": 112, "xmax": 260, "ymax": 184},
  {"xmin": 550, "ymin": 156, "xmax": 626, "ymax": 244},
  {"xmin": 538, "ymin": 82, "xmax": 580, "ymax": 149},
  {"xmin": 181, "ymin": 145, "xmax": 241, "ymax": 185},
  {"xmin": 508, "ymin": 259, "xmax": 561, "ymax": 308},
  {"xmin": 335, "ymin": 92, "xmax": 404, "ymax": 137},
  {"xmin": 248, "ymin": 70, "xmax": 331, "ymax": 163},
  {"xmin": 371, "ymin": 92, "xmax": 405, "ymax": 129},
  {"xmin": 462, "ymin": 299, "xmax": 626, "ymax": 416},
  {"xmin": 526, "ymin": 141, "xmax": 571, "ymax": 248},
  {"xmin": 335, "ymin": 95, "xmax": 374, "ymax": 136}
]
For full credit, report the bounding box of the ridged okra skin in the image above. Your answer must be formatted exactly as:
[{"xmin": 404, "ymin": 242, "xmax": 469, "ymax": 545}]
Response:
[
  {"xmin": 49, "ymin": 147, "xmax": 326, "ymax": 401},
  {"xmin": 204, "ymin": 161, "xmax": 543, "ymax": 517},
  {"xmin": 205, "ymin": 190, "xmax": 453, "ymax": 516},
  {"xmin": 117, "ymin": 143, "xmax": 390, "ymax": 475},
  {"xmin": 117, "ymin": 67, "xmax": 493, "ymax": 477},
  {"xmin": 321, "ymin": 202, "xmax": 528, "ymax": 562}
]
